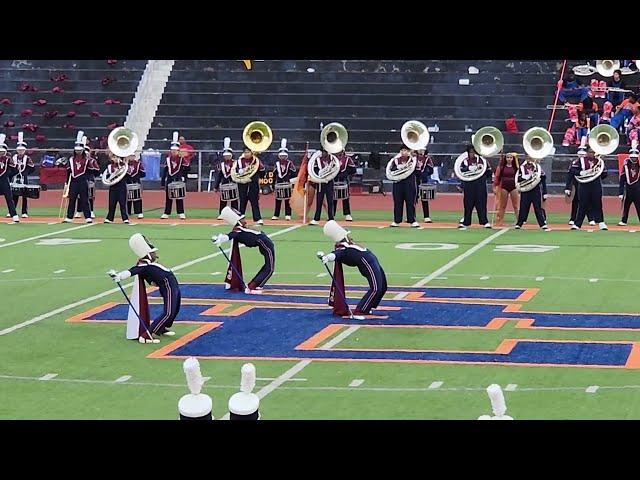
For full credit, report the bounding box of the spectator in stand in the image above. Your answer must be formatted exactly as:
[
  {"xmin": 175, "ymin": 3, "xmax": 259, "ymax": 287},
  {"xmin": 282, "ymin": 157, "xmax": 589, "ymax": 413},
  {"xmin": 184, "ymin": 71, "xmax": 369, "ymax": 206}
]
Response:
[
  {"xmin": 558, "ymin": 73, "xmax": 590, "ymax": 104},
  {"xmin": 581, "ymin": 96, "xmax": 600, "ymax": 126},
  {"xmin": 563, "ymin": 110, "xmax": 590, "ymax": 147},
  {"xmin": 178, "ymin": 135, "xmax": 195, "ymax": 178},
  {"xmin": 610, "ymin": 93, "xmax": 639, "ymax": 131},
  {"xmin": 627, "ymin": 111, "xmax": 640, "ymax": 144},
  {"xmin": 607, "ymin": 69, "xmax": 626, "ymax": 108}
]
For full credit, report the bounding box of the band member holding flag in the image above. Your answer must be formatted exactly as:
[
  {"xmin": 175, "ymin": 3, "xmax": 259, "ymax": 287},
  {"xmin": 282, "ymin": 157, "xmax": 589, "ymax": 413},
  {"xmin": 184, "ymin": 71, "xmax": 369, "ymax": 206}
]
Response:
[
  {"xmin": 0, "ymin": 134, "xmax": 19, "ymax": 223},
  {"xmin": 272, "ymin": 139, "xmax": 297, "ymax": 221},
  {"xmin": 64, "ymin": 131, "xmax": 93, "ymax": 223},
  {"xmin": 212, "ymin": 206, "xmax": 275, "ymax": 294},
  {"xmin": 108, "ymin": 233, "xmax": 181, "ymax": 340},
  {"xmin": 619, "ymin": 140, "xmax": 640, "ymax": 226},
  {"xmin": 318, "ymin": 220, "xmax": 387, "ymax": 317}
]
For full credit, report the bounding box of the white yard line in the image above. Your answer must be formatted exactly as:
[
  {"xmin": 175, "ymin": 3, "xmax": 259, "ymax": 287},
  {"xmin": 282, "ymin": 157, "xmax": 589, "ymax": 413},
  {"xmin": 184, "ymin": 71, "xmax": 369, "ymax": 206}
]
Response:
[
  {"xmin": 320, "ymin": 325, "xmax": 361, "ymax": 350},
  {"xmin": 0, "ymin": 224, "xmax": 94, "ymax": 249},
  {"xmin": 115, "ymin": 375, "xmax": 132, "ymax": 383},
  {"xmin": 349, "ymin": 379, "xmax": 365, "ymax": 387},
  {"xmin": 0, "ymin": 224, "xmax": 301, "ymax": 336}
]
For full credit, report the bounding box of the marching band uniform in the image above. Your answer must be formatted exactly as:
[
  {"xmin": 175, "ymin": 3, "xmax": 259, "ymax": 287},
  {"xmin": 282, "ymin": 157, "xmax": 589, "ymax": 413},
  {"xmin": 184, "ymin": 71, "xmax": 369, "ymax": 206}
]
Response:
[
  {"xmin": 332, "ymin": 150, "xmax": 356, "ymax": 221},
  {"xmin": 75, "ymin": 138, "xmax": 98, "ymax": 219},
  {"xmin": 320, "ymin": 221, "xmax": 388, "ymax": 316},
  {"xmin": 109, "ymin": 233, "xmax": 181, "ymax": 337},
  {"xmin": 11, "ymin": 132, "xmax": 34, "ymax": 218},
  {"xmin": 161, "ymin": 132, "xmax": 186, "ymax": 219},
  {"xmin": 310, "ymin": 149, "xmax": 336, "ymax": 225},
  {"xmin": 272, "ymin": 139, "xmax": 296, "ymax": 221},
  {"xmin": 64, "ymin": 131, "xmax": 92, "ymax": 223},
  {"xmin": 237, "ymin": 147, "xmax": 266, "ymax": 224},
  {"xmin": 214, "ymin": 138, "xmax": 239, "ymax": 218},
  {"xmin": 565, "ymin": 146, "xmax": 608, "ymax": 230},
  {"xmin": 0, "ymin": 134, "xmax": 19, "ymax": 223},
  {"xmin": 126, "ymin": 157, "xmax": 145, "ymax": 219},
  {"xmin": 213, "ymin": 206, "xmax": 276, "ymax": 294},
  {"xmin": 415, "ymin": 149, "xmax": 434, "ymax": 223},
  {"xmin": 458, "ymin": 146, "xmax": 492, "ymax": 230},
  {"xmin": 492, "ymin": 153, "xmax": 519, "ymax": 226},
  {"xmin": 514, "ymin": 158, "xmax": 549, "ymax": 230},
  {"xmin": 619, "ymin": 144, "xmax": 640, "ymax": 226},
  {"xmin": 389, "ymin": 145, "xmax": 419, "ymax": 227},
  {"xmin": 103, "ymin": 155, "xmax": 129, "ymax": 224}
]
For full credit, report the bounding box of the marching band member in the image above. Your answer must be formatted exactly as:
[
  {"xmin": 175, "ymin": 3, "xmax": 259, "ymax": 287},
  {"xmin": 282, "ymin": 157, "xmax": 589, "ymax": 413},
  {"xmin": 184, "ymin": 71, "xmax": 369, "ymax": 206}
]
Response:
[
  {"xmin": 214, "ymin": 137, "xmax": 239, "ymax": 219},
  {"xmin": 63, "ymin": 132, "xmax": 93, "ymax": 223},
  {"xmin": 212, "ymin": 206, "xmax": 275, "ymax": 294},
  {"xmin": 492, "ymin": 152, "xmax": 519, "ymax": 227},
  {"xmin": 458, "ymin": 145, "xmax": 492, "ymax": 230},
  {"xmin": 11, "ymin": 132, "xmax": 34, "ymax": 218},
  {"xmin": 415, "ymin": 147, "xmax": 434, "ymax": 223},
  {"xmin": 619, "ymin": 141, "xmax": 640, "ymax": 226},
  {"xmin": 565, "ymin": 143, "xmax": 608, "ymax": 230},
  {"xmin": 332, "ymin": 149, "xmax": 356, "ymax": 221},
  {"xmin": 271, "ymin": 139, "xmax": 296, "ymax": 221},
  {"xmin": 389, "ymin": 144, "xmax": 419, "ymax": 228},
  {"xmin": 514, "ymin": 156, "xmax": 549, "ymax": 230},
  {"xmin": 319, "ymin": 220, "xmax": 388, "ymax": 316},
  {"xmin": 309, "ymin": 147, "xmax": 337, "ymax": 225},
  {"xmin": 161, "ymin": 132, "xmax": 186, "ymax": 220},
  {"xmin": 109, "ymin": 233, "xmax": 181, "ymax": 338},
  {"xmin": 0, "ymin": 134, "xmax": 19, "ymax": 223},
  {"xmin": 103, "ymin": 153, "xmax": 129, "ymax": 224},
  {"xmin": 126, "ymin": 154, "xmax": 145, "ymax": 219},
  {"xmin": 75, "ymin": 138, "xmax": 98, "ymax": 219},
  {"xmin": 237, "ymin": 146, "xmax": 266, "ymax": 225}
]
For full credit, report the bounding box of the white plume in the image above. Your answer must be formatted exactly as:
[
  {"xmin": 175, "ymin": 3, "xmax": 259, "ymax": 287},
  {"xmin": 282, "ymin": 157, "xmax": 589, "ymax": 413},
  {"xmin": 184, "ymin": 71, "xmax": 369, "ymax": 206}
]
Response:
[
  {"xmin": 487, "ymin": 384, "xmax": 507, "ymax": 417},
  {"xmin": 183, "ymin": 357, "xmax": 206, "ymax": 395},
  {"xmin": 240, "ymin": 363, "xmax": 256, "ymax": 393},
  {"xmin": 223, "ymin": 137, "xmax": 231, "ymax": 149}
]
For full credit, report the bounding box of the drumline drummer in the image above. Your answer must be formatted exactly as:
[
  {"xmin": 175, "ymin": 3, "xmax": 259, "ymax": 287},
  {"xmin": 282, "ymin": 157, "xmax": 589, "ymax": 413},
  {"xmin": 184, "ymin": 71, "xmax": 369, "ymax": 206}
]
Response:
[
  {"xmin": 161, "ymin": 132, "xmax": 186, "ymax": 220},
  {"xmin": 272, "ymin": 138, "xmax": 296, "ymax": 221},
  {"xmin": 126, "ymin": 154, "xmax": 146, "ymax": 219},
  {"xmin": 415, "ymin": 147, "xmax": 434, "ymax": 223},
  {"xmin": 0, "ymin": 133, "xmax": 19, "ymax": 223},
  {"xmin": 332, "ymin": 149, "xmax": 356, "ymax": 222},
  {"xmin": 10, "ymin": 132, "xmax": 34, "ymax": 219},
  {"xmin": 214, "ymin": 137, "xmax": 239, "ymax": 219}
]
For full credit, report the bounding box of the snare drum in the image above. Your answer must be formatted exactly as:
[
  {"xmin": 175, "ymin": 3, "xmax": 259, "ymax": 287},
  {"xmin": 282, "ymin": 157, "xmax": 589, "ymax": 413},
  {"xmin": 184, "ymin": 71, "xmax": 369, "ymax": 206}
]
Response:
[
  {"xmin": 88, "ymin": 181, "xmax": 95, "ymax": 200},
  {"xmin": 168, "ymin": 181, "xmax": 186, "ymax": 200},
  {"xmin": 333, "ymin": 181, "xmax": 350, "ymax": 200},
  {"xmin": 419, "ymin": 184, "xmax": 436, "ymax": 201},
  {"xmin": 10, "ymin": 183, "xmax": 25, "ymax": 197},
  {"xmin": 126, "ymin": 183, "xmax": 142, "ymax": 202},
  {"xmin": 24, "ymin": 185, "xmax": 41, "ymax": 199},
  {"xmin": 220, "ymin": 183, "xmax": 239, "ymax": 202},
  {"xmin": 274, "ymin": 182, "xmax": 292, "ymax": 200}
]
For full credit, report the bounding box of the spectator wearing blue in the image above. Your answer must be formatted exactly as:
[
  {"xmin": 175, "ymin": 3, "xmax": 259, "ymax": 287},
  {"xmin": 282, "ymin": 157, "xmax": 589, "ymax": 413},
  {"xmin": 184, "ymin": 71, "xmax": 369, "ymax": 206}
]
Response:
[
  {"xmin": 610, "ymin": 93, "xmax": 638, "ymax": 130},
  {"xmin": 607, "ymin": 69, "xmax": 626, "ymax": 108},
  {"xmin": 558, "ymin": 73, "xmax": 590, "ymax": 104}
]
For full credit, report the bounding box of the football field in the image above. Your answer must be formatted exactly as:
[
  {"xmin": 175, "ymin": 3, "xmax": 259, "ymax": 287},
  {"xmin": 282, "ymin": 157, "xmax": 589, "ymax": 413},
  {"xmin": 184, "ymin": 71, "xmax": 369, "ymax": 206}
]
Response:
[{"xmin": 2, "ymin": 206, "xmax": 640, "ymax": 419}]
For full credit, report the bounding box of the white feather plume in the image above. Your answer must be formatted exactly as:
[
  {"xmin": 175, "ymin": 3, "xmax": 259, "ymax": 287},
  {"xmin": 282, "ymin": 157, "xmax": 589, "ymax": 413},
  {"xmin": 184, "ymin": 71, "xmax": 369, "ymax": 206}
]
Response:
[
  {"xmin": 183, "ymin": 357, "xmax": 206, "ymax": 395},
  {"xmin": 76, "ymin": 131, "xmax": 84, "ymax": 144},
  {"xmin": 0, "ymin": 134, "xmax": 6, "ymax": 145},
  {"xmin": 17, "ymin": 132, "xmax": 23, "ymax": 144},
  {"xmin": 280, "ymin": 138, "xmax": 287, "ymax": 149},
  {"xmin": 223, "ymin": 137, "xmax": 231, "ymax": 149},
  {"xmin": 240, "ymin": 363, "xmax": 256, "ymax": 393},
  {"xmin": 172, "ymin": 131, "xmax": 179, "ymax": 143},
  {"xmin": 487, "ymin": 384, "xmax": 507, "ymax": 417}
]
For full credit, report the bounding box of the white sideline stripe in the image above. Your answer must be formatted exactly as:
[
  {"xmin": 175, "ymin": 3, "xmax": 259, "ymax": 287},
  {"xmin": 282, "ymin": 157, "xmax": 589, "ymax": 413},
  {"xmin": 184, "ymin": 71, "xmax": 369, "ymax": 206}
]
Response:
[
  {"xmin": 47, "ymin": 222, "xmax": 58, "ymax": 225},
  {"xmin": 586, "ymin": 385, "xmax": 599, "ymax": 394},
  {"xmin": 2, "ymin": 269, "xmax": 14, "ymax": 273},
  {"xmin": 115, "ymin": 375, "xmax": 132, "ymax": 383},
  {"xmin": 210, "ymin": 272, "xmax": 221, "ymax": 276},
  {"xmin": 321, "ymin": 325, "xmax": 360, "ymax": 350},
  {"xmin": 349, "ymin": 379, "xmax": 365, "ymax": 387},
  {"xmin": 535, "ymin": 277, "xmax": 544, "ymax": 281},
  {"xmin": 0, "ymin": 224, "xmax": 301, "ymax": 336},
  {"xmin": 505, "ymin": 384, "xmax": 518, "ymax": 391},
  {"xmin": 479, "ymin": 276, "xmax": 490, "ymax": 280},
  {"xmin": 589, "ymin": 278, "xmax": 599, "ymax": 283},
  {"xmin": 316, "ymin": 273, "xmax": 328, "ymax": 278},
  {"xmin": 428, "ymin": 381, "xmax": 443, "ymax": 389},
  {"xmin": 410, "ymin": 229, "xmax": 509, "ymax": 287},
  {"xmin": 220, "ymin": 359, "xmax": 313, "ymax": 420},
  {"xmin": 38, "ymin": 373, "xmax": 58, "ymax": 381},
  {"xmin": 256, "ymin": 377, "xmax": 307, "ymax": 382},
  {"xmin": 53, "ymin": 269, "xmax": 66, "ymax": 274},
  {"xmin": 0, "ymin": 224, "xmax": 93, "ymax": 248}
]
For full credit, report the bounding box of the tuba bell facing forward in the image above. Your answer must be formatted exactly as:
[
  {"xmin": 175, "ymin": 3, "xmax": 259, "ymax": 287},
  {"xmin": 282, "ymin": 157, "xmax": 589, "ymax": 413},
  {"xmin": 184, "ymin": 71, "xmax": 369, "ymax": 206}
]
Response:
[
  {"xmin": 574, "ymin": 124, "xmax": 618, "ymax": 184},
  {"xmin": 454, "ymin": 126, "xmax": 501, "ymax": 182},
  {"xmin": 102, "ymin": 127, "xmax": 138, "ymax": 186},
  {"xmin": 385, "ymin": 120, "xmax": 429, "ymax": 182},
  {"xmin": 231, "ymin": 121, "xmax": 272, "ymax": 184},
  {"xmin": 308, "ymin": 123, "xmax": 345, "ymax": 184},
  {"xmin": 516, "ymin": 127, "xmax": 554, "ymax": 192}
]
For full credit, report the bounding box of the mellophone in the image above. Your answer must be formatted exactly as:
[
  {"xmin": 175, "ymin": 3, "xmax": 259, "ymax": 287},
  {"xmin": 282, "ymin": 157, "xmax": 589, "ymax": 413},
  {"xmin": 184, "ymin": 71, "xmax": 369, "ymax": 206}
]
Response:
[{"xmin": 10, "ymin": 183, "xmax": 41, "ymax": 199}]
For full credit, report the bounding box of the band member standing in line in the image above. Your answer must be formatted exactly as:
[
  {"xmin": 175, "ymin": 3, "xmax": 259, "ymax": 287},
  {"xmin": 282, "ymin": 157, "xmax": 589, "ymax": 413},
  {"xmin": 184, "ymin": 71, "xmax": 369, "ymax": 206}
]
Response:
[
  {"xmin": 272, "ymin": 139, "xmax": 296, "ymax": 221},
  {"xmin": 619, "ymin": 141, "xmax": 640, "ymax": 226},
  {"xmin": 10, "ymin": 132, "xmax": 34, "ymax": 219},
  {"xmin": 75, "ymin": 138, "xmax": 99, "ymax": 219},
  {"xmin": 103, "ymin": 153, "xmax": 129, "ymax": 224},
  {"xmin": 0, "ymin": 134, "xmax": 19, "ymax": 223},
  {"xmin": 565, "ymin": 144, "xmax": 608, "ymax": 230},
  {"xmin": 237, "ymin": 147, "xmax": 266, "ymax": 225},
  {"xmin": 458, "ymin": 145, "xmax": 492, "ymax": 230},
  {"xmin": 161, "ymin": 132, "xmax": 186, "ymax": 220},
  {"xmin": 389, "ymin": 144, "xmax": 419, "ymax": 228},
  {"xmin": 332, "ymin": 149, "xmax": 356, "ymax": 221},
  {"xmin": 214, "ymin": 137, "xmax": 239, "ymax": 219},
  {"xmin": 567, "ymin": 148, "xmax": 595, "ymax": 227},
  {"xmin": 64, "ymin": 132, "xmax": 92, "ymax": 223},
  {"xmin": 415, "ymin": 147, "xmax": 434, "ymax": 223},
  {"xmin": 514, "ymin": 156, "xmax": 549, "ymax": 230},
  {"xmin": 310, "ymin": 147, "xmax": 337, "ymax": 225},
  {"xmin": 492, "ymin": 152, "xmax": 520, "ymax": 227},
  {"xmin": 126, "ymin": 154, "xmax": 145, "ymax": 219}
]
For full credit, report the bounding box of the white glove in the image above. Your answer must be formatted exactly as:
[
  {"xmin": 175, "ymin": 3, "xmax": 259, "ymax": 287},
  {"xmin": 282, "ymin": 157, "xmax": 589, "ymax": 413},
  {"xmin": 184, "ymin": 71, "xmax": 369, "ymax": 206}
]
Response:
[
  {"xmin": 107, "ymin": 269, "xmax": 117, "ymax": 280},
  {"xmin": 108, "ymin": 269, "xmax": 129, "ymax": 283},
  {"xmin": 322, "ymin": 253, "xmax": 336, "ymax": 264},
  {"xmin": 316, "ymin": 251, "xmax": 325, "ymax": 259},
  {"xmin": 580, "ymin": 170, "xmax": 588, "ymax": 176},
  {"xmin": 543, "ymin": 194, "xmax": 548, "ymax": 200},
  {"xmin": 564, "ymin": 189, "xmax": 572, "ymax": 196},
  {"xmin": 213, "ymin": 234, "xmax": 229, "ymax": 246}
]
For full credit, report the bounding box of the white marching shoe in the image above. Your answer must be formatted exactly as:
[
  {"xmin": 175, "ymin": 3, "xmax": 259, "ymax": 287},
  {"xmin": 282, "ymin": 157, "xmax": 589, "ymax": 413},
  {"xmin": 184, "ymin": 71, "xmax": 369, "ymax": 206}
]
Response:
[
  {"xmin": 245, "ymin": 287, "xmax": 263, "ymax": 295},
  {"xmin": 484, "ymin": 223, "xmax": 492, "ymax": 229},
  {"xmin": 618, "ymin": 221, "xmax": 627, "ymax": 226},
  {"xmin": 411, "ymin": 221, "xmax": 420, "ymax": 228},
  {"xmin": 179, "ymin": 213, "xmax": 186, "ymax": 220},
  {"xmin": 63, "ymin": 218, "xmax": 73, "ymax": 223},
  {"xmin": 345, "ymin": 215, "xmax": 353, "ymax": 221},
  {"xmin": 571, "ymin": 225, "xmax": 580, "ymax": 230},
  {"xmin": 256, "ymin": 219, "xmax": 264, "ymax": 225},
  {"xmin": 458, "ymin": 225, "xmax": 467, "ymax": 230},
  {"xmin": 124, "ymin": 219, "xmax": 130, "ymax": 224},
  {"xmin": 271, "ymin": 216, "xmax": 279, "ymax": 220},
  {"xmin": 309, "ymin": 220, "xmax": 319, "ymax": 225},
  {"xmin": 599, "ymin": 222, "xmax": 608, "ymax": 230},
  {"xmin": 424, "ymin": 217, "xmax": 432, "ymax": 223},
  {"xmin": 138, "ymin": 336, "xmax": 160, "ymax": 344},
  {"xmin": 12, "ymin": 215, "xmax": 19, "ymax": 223},
  {"xmin": 138, "ymin": 213, "xmax": 144, "ymax": 219},
  {"xmin": 74, "ymin": 212, "xmax": 82, "ymax": 218},
  {"xmin": 589, "ymin": 220, "xmax": 596, "ymax": 226},
  {"xmin": 160, "ymin": 214, "xmax": 169, "ymax": 219},
  {"xmin": 91, "ymin": 212, "xmax": 95, "ymax": 219},
  {"xmin": 390, "ymin": 222, "xmax": 399, "ymax": 227},
  {"xmin": 103, "ymin": 219, "xmax": 112, "ymax": 224},
  {"xmin": 285, "ymin": 215, "xmax": 291, "ymax": 221},
  {"xmin": 21, "ymin": 213, "xmax": 28, "ymax": 218},
  {"xmin": 5, "ymin": 213, "xmax": 9, "ymax": 218},
  {"xmin": 568, "ymin": 220, "xmax": 575, "ymax": 226},
  {"xmin": 542, "ymin": 225, "xmax": 551, "ymax": 231},
  {"xmin": 85, "ymin": 218, "xmax": 93, "ymax": 224},
  {"xmin": 224, "ymin": 283, "xmax": 231, "ymax": 290}
]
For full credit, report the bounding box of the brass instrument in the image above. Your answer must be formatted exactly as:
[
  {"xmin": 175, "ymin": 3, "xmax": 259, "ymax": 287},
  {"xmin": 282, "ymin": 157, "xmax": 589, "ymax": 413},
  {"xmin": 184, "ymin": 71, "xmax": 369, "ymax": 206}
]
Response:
[
  {"xmin": 453, "ymin": 126, "xmax": 500, "ymax": 182},
  {"xmin": 385, "ymin": 120, "xmax": 429, "ymax": 182},
  {"xmin": 308, "ymin": 123, "xmax": 346, "ymax": 183},
  {"xmin": 596, "ymin": 60, "xmax": 621, "ymax": 78},
  {"xmin": 231, "ymin": 121, "xmax": 272, "ymax": 184}
]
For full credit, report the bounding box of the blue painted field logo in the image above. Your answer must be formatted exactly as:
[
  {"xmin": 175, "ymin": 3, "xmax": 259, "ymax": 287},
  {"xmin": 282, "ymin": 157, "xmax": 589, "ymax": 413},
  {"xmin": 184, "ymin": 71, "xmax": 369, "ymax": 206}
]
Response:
[{"xmin": 69, "ymin": 283, "xmax": 640, "ymax": 369}]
